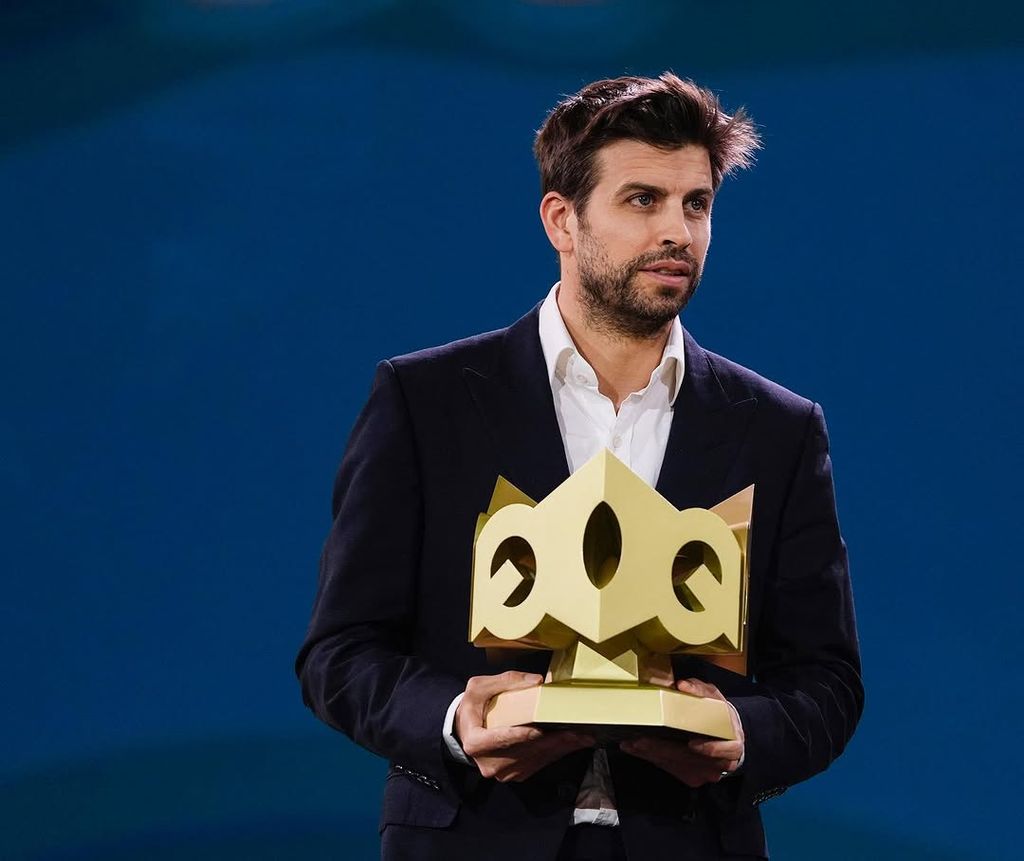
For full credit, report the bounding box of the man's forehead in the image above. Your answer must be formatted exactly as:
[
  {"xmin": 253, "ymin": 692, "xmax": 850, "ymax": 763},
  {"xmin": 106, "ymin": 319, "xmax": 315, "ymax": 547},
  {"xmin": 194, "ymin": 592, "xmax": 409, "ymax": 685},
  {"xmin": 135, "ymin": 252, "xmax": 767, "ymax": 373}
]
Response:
[{"xmin": 594, "ymin": 140, "xmax": 712, "ymax": 189}]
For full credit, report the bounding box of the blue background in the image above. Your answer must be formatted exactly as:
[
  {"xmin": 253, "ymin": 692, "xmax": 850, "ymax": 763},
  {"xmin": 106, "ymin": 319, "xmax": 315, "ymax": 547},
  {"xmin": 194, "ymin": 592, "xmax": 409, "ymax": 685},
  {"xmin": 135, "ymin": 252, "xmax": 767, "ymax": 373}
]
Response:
[{"xmin": 2, "ymin": 2, "xmax": 1021, "ymax": 858}]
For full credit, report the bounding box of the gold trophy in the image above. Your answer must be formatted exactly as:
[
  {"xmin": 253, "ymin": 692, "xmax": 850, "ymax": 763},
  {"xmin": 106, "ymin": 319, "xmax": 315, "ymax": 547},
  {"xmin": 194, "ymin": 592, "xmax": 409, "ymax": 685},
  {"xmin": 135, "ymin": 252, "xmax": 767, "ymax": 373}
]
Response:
[{"xmin": 471, "ymin": 450, "xmax": 752, "ymax": 740}]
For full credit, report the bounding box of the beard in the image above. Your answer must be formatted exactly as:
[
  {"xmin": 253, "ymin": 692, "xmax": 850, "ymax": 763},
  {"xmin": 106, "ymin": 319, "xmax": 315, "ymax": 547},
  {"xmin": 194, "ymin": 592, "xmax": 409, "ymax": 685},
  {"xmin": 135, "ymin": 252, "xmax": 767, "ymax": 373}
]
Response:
[{"xmin": 576, "ymin": 224, "xmax": 702, "ymax": 340}]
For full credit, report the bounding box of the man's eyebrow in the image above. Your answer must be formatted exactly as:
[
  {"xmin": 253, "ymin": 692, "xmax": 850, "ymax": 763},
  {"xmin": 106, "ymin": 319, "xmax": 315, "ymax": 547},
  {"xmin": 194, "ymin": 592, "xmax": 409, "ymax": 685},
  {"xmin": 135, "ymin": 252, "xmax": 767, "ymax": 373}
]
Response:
[
  {"xmin": 615, "ymin": 182, "xmax": 715, "ymax": 201},
  {"xmin": 616, "ymin": 181, "xmax": 667, "ymax": 198},
  {"xmin": 684, "ymin": 187, "xmax": 715, "ymax": 201}
]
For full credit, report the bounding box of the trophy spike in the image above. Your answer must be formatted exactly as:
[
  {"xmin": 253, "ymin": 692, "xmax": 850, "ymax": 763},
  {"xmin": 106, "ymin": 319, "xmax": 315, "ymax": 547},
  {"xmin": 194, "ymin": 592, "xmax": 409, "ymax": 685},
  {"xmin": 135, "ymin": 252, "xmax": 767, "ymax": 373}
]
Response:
[
  {"xmin": 711, "ymin": 484, "xmax": 754, "ymax": 529},
  {"xmin": 486, "ymin": 476, "xmax": 537, "ymax": 516}
]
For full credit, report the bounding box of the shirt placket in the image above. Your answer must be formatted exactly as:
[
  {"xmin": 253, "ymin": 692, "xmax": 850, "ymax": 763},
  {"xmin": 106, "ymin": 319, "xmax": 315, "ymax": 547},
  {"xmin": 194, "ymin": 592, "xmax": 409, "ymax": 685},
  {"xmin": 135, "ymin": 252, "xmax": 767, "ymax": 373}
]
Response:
[{"xmin": 611, "ymin": 397, "xmax": 639, "ymax": 470}]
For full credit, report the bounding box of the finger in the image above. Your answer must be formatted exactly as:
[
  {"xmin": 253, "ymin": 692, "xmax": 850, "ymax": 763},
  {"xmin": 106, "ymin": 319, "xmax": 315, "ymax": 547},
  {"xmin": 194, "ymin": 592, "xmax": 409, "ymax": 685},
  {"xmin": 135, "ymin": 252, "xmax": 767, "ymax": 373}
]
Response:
[
  {"xmin": 618, "ymin": 739, "xmax": 648, "ymax": 760},
  {"xmin": 464, "ymin": 671, "xmax": 544, "ymax": 706},
  {"xmin": 622, "ymin": 735, "xmax": 723, "ymax": 765},
  {"xmin": 464, "ymin": 724, "xmax": 542, "ymax": 756},
  {"xmin": 675, "ymin": 678, "xmax": 724, "ymax": 701},
  {"xmin": 481, "ymin": 731, "xmax": 596, "ymax": 783},
  {"xmin": 525, "ymin": 730, "xmax": 596, "ymax": 755},
  {"xmin": 485, "ymin": 731, "xmax": 590, "ymax": 764},
  {"xmin": 618, "ymin": 737, "xmax": 708, "ymax": 782},
  {"xmin": 688, "ymin": 738, "xmax": 743, "ymax": 760},
  {"xmin": 460, "ymin": 672, "xmax": 544, "ymax": 726},
  {"xmin": 477, "ymin": 756, "xmax": 518, "ymax": 781},
  {"xmin": 506, "ymin": 734, "xmax": 596, "ymax": 781},
  {"xmin": 468, "ymin": 723, "xmax": 595, "ymax": 760},
  {"xmin": 688, "ymin": 734, "xmax": 740, "ymax": 752},
  {"xmin": 619, "ymin": 740, "xmax": 714, "ymax": 787},
  {"xmin": 620, "ymin": 737, "xmax": 684, "ymax": 762},
  {"xmin": 692, "ymin": 733, "xmax": 741, "ymax": 753}
]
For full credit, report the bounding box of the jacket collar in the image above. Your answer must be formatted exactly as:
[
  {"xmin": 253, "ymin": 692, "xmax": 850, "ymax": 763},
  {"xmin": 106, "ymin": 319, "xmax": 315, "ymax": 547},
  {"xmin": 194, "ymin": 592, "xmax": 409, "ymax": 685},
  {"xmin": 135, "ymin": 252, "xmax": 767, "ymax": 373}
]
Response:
[
  {"xmin": 463, "ymin": 305, "xmax": 756, "ymax": 508},
  {"xmin": 462, "ymin": 304, "xmax": 570, "ymax": 503},
  {"xmin": 655, "ymin": 329, "xmax": 757, "ymax": 511}
]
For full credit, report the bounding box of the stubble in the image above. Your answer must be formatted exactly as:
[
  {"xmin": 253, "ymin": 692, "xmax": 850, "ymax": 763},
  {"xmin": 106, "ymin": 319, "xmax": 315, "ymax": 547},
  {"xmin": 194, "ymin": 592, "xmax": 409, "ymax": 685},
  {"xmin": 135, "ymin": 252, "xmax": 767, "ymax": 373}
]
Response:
[{"xmin": 576, "ymin": 224, "xmax": 702, "ymax": 341}]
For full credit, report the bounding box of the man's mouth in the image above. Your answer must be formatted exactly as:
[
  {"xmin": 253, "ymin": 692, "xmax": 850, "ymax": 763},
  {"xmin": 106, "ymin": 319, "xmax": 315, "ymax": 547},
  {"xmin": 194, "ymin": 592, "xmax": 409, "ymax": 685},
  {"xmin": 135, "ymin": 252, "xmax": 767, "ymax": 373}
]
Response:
[
  {"xmin": 641, "ymin": 261, "xmax": 692, "ymax": 277},
  {"xmin": 639, "ymin": 260, "xmax": 694, "ymax": 287}
]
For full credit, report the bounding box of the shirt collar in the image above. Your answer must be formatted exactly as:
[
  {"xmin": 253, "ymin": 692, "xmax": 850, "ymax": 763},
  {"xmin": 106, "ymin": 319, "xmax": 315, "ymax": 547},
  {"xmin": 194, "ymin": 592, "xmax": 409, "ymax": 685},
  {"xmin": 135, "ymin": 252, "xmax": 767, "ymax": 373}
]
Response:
[{"xmin": 537, "ymin": 283, "xmax": 686, "ymax": 405}]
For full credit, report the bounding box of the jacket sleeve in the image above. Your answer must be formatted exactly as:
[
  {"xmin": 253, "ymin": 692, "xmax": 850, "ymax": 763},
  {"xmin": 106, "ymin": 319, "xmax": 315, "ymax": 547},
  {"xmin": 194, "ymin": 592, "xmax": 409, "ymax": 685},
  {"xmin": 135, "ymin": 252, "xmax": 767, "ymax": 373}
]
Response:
[
  {"xmin": 728, "ymin": 401, "xmax": 864, "ymax": 808},
  {"xmin": 295, "ymin": 359, "xmax": 466, "ymax": 791}
]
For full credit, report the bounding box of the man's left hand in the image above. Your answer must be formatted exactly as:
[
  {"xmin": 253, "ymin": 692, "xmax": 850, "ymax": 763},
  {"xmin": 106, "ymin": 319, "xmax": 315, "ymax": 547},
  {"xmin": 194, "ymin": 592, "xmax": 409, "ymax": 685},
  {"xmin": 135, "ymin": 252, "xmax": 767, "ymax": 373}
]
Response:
[{"xmin": 619, "ymin": 678, "xmax": 744, "ymax": 788}]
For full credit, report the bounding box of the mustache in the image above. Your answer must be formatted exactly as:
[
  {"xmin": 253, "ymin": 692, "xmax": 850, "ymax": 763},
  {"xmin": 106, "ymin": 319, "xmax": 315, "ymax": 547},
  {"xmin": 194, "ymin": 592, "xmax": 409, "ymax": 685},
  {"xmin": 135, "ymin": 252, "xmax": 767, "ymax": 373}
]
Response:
[{"xmin": 630, "ymin": 248, "xmax": 700, "ymax": 270}]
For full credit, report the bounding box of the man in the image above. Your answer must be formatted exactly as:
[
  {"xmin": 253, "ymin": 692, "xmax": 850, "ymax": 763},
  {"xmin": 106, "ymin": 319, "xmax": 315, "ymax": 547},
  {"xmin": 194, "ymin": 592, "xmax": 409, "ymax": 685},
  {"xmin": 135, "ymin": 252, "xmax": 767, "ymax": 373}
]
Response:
[{"xmin": 297, "ymin": 73, "xmax": 863, "ymax": 860}]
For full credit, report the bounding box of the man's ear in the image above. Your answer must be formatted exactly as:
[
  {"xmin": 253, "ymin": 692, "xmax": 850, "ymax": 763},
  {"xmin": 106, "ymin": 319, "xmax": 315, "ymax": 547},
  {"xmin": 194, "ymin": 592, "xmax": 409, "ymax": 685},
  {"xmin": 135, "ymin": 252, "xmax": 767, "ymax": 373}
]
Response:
[{"xmin": 539, "ymin": 191, "xmax": 575, "ymax": 254}]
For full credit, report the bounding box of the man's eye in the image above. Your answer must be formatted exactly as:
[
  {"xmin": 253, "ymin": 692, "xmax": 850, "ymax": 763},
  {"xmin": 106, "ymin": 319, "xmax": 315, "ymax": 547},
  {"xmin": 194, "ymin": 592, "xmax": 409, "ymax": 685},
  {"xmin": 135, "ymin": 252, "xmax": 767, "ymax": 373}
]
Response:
[
  {"xmin": 632, "ymin": 193, "xmax": 655, "ymax": 207},
  {"xmin": 689, "ymin": 197, "xmax": 708, "ymax": 212}
]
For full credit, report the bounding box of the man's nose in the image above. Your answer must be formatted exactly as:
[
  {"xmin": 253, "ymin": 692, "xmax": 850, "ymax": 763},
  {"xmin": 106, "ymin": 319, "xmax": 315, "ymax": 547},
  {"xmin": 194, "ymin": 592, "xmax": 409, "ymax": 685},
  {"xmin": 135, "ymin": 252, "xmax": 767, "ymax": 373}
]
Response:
[{"xmin": 658, "ymin": 212, "xmax": 692, "ymax": 249}]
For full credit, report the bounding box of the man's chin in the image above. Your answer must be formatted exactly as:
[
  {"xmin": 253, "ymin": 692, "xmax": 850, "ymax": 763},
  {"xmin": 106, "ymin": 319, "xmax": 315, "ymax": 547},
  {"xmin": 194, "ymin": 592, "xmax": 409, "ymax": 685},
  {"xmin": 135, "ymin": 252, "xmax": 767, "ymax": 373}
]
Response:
[
  {"xmin": 613, "ymin": 304, "xmax": 683, "ymax": 338},
  {"xmin": 638, "ymin": 290, "xmax": 692, "ymax": 320},
  {"xmin": 635, "ymin": 274, "xmax": 695, "ymax": 308}
]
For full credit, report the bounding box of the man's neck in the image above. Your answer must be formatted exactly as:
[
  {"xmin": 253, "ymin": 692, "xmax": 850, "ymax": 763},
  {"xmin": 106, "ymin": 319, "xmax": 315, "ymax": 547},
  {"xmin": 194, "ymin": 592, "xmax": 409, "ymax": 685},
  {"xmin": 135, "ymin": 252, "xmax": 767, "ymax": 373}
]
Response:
[{"xmin": 556, "ymin": 286, "xmax": 672, "ymax": 412}]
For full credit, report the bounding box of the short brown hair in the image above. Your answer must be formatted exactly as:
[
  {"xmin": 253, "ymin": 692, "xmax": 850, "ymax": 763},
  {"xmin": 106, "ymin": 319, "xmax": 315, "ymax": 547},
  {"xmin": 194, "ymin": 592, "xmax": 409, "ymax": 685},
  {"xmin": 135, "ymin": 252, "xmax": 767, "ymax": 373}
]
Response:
[{"xmin": 534, "ymin": 72, "xmax": 760, "ymax": 212}]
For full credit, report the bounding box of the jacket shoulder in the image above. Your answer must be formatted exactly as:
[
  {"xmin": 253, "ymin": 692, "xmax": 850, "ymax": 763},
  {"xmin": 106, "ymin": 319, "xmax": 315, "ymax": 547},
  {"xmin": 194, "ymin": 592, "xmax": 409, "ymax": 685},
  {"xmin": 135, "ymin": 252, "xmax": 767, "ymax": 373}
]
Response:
[
  {"xmin": 701, "ymin": 345, "xmax": 817, "ymax": 420},
  {"xmin": 386, "ymin": 326, "xmax": 508, "ymax": 380}
]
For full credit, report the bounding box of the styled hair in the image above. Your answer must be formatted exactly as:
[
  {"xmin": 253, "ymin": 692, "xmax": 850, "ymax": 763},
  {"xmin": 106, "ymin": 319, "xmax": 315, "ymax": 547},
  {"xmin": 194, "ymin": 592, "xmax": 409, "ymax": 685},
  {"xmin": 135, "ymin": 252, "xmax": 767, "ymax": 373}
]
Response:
[{"xmin": 533, "ymin": 72, "xmax": 761, "ymax": 212}]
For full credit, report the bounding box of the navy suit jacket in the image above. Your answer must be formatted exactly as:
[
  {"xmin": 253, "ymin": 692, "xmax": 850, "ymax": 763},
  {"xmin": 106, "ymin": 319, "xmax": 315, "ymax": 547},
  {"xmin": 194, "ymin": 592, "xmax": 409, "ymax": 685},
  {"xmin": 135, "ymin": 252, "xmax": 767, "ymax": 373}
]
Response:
[{"xmin": 296, "ymin": 305, "xmax": 863, "ymax": 860}]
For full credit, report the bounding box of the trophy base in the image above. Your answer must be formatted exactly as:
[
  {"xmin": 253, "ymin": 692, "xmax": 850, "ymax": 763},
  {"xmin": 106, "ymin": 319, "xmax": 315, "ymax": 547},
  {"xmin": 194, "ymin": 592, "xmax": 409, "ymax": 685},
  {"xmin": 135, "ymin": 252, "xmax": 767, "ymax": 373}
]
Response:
[{"xmin": 483, "ymin": 682, "xmax": 736, "ymax": 741}]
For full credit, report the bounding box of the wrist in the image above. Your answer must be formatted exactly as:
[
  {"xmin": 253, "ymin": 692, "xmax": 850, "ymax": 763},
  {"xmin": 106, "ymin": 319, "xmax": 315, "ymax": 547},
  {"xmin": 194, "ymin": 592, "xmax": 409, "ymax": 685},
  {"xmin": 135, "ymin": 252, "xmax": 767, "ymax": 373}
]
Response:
[{"xmin": 442, "ymin": 693, "xmax": 473, "ymax": 765}]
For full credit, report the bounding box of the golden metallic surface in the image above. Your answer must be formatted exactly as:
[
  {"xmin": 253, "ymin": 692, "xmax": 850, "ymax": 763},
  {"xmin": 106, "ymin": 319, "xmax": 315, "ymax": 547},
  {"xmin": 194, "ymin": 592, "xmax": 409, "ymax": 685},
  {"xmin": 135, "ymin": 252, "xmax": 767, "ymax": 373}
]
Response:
[
  {"xmin": 483, "ymin": 683, "xmax": 736, "ymax": 741},
  {"xmin": 470, "ymin": 450, "xmax": 752, "ymax": 740}
]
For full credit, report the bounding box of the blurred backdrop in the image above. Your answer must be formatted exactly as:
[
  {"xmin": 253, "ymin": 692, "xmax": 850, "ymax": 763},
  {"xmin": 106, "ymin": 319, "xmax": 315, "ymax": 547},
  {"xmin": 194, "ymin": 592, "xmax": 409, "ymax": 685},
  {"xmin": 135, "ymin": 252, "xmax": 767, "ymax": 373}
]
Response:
[{"xmin": 2, "ymin": 1, "xmax": 1021, "ymax": 858}]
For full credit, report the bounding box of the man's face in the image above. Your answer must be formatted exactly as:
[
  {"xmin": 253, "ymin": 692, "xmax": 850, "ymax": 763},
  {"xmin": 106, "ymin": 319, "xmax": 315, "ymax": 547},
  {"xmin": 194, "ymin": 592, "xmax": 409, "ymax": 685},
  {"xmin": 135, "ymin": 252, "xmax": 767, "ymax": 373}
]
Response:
[{"xmin": 569, "ymin": 140, "xmax": 714, "ymax": 338}]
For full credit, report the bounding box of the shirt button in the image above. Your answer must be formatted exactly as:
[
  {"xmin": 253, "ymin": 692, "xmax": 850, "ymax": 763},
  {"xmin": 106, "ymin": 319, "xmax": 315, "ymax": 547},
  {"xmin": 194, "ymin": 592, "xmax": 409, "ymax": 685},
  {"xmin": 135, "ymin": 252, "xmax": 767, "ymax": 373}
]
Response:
[
  {"xmin": 612, "ymin": 435, "xmax": 622, "ymax": 449},
  {"xmin": 576, "ymin": 373, "xmax": 587, "ymax": 385}
]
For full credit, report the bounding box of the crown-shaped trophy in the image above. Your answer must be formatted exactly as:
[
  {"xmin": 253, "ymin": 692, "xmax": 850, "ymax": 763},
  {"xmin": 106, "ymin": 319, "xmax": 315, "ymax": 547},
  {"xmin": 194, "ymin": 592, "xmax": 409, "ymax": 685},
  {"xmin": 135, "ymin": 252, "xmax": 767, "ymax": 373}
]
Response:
[{"xmin": 471, "ymin": 450, "xmax": 752, "ymax": 740}]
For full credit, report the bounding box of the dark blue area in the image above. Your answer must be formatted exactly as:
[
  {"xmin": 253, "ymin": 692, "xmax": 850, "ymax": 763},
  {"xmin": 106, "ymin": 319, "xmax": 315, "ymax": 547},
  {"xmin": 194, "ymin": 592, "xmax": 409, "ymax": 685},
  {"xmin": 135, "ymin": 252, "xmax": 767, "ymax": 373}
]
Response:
[{"xmin": 1, "ymin": 4, "xmax": 1020, "ymax": 858}]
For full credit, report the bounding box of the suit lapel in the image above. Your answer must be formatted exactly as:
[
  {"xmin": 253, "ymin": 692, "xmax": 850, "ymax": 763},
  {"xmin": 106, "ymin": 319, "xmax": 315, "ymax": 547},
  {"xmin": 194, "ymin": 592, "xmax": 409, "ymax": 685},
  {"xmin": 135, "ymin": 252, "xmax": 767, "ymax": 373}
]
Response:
[
  {"xmin": 464, "ymin": 310, "xmax": 756, "ymax": 510},
  {"xmin": 655, "ymin": 329, "xmax": 757, "ymax": 510},
  {"xmin": 462, "ymin": 306, "xmax": 571, "ymax": 502}
]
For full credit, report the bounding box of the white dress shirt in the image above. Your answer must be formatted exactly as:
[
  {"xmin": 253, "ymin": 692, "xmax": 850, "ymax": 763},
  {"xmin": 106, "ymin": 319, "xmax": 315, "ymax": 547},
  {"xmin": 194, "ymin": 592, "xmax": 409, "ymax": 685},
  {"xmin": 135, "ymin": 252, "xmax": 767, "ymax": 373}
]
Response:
[
  {"xmin": 539, "ymin": 283, "xmax": 684, "ymax": 484},
  {"xmin": 444, "ymin": 283, "xmax": 688, "ymax": 826}
]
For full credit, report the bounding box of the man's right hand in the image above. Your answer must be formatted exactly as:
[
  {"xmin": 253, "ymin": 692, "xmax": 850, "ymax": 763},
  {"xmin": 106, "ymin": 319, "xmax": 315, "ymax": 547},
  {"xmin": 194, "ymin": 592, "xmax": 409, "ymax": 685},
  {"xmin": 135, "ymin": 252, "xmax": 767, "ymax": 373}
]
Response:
[{"xmin": 454, "ymin": 671, "xmax": 595, "ymax": 783}]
